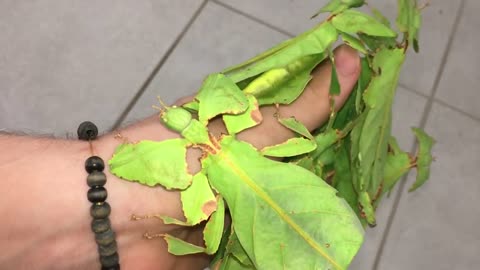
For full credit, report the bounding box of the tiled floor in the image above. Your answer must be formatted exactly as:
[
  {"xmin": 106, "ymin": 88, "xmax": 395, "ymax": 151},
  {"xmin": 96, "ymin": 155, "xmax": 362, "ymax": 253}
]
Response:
[{"xmin": 1, "ymin": 0, "xmax": 478, "ymax": 269}]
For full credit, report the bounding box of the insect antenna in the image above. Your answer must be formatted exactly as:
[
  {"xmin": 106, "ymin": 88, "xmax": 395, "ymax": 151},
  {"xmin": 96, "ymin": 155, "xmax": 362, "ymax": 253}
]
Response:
[{"xmin": 152, "ymin": 96, "xmax": 171, "ymax": 112}]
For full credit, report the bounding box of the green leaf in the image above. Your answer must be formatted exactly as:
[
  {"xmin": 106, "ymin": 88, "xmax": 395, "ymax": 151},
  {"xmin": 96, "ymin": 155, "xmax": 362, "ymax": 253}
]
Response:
[
  {"xmin": 278, "ymin": 117, "xmax": 314, "ymax": 140},
  {"xmin": 340, "ymin": 32, "xmax": 367, "ymax": 54},
  {"xmin": 163, "ymin": 234, "xmax": 205, "ymax": 255},
  {"xmin": 204, "ymin": 196, "xmax": 226, "ymax": 254},
  {"xmin": 223, "ymin": 95, "xmax": 262, "ymax": 135},
  {"xmin": 332, "ymin": 10, "xmax": 397, "ymax": 37},
  {"xmin": 196, "ymin": 73, "xmax": 249, "ymax": 125},
  {"xmin": 261, "ymin": 137, "xmax": 317, "ymax": 157},
  {"xmin": 223, "ymin": 22, "xmax": 338, "ymax": 83},
  {"xmin": 243, "ymin": 53, "xmax": 327, "ymax": 105},
  {"xmin": 397, "ymin": 0, "xmax": 422, "ymax": 52},
  {"xmin": 204, "ymin": 136, "xmax": 364, "ymax": 270},
  {"xmin": 409, "ymin": 128, "xmax": 435, "ymax": 192},
  {"xmin": 180, "ymin": 172, "xmax": 217, "ymax": 225},
  {"xmin": 109, "ymin": 139, "xmax": 192, "ymax": 189}
]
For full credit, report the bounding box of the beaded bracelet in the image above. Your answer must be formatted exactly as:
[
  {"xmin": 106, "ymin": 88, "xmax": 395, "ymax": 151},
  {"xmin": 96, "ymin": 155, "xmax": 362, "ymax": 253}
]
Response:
[{"xmin": 77, "ymin": 121, "xmax": 120, "ymax": 270}]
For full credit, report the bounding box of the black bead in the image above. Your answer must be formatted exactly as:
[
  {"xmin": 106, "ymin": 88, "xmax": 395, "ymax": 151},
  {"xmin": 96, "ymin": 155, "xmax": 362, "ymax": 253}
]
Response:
[
  {"xmin": 85, "ymin": 156, "xmax": 105, "ymax": 173},
  {"xmin": 88, "ymin": 187, "xmax": 108, "ymax": 203},
  {"xmin": 101, "ymin": 264, "xmax": 120, "ymax": 270},
  {"xmin": 98, "ymin": 241, "xmax": 118, "ymax": 257},
  {"xmin": 95, "ymin": 228, "xmax": 116, "ymax": 246},
  {"xmin": 77, "ymin": 121, "xmax": 98, "ymax": 141},
  {"xmin": 91, "ymin": 218, "xmax": 111, "ymax": 234},
  {"xmin": 100, "ymin": 252, "xmax": 120, "ymax": 268},
  {"xmin": 90, "ymin": 202, "xmax": 111, "ymax": 219},
  {"xmin": 87, "ymin": 171, "xmax": 107, "ymax": 187}
]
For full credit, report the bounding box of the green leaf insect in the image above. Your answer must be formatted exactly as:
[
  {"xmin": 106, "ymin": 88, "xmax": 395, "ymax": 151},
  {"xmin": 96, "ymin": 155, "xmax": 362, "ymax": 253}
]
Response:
[
  {"xmin": 163, "ymin": 234, "xmax": 207, "ymax": 255},
  {"xmin": 180, "ymin": 172, "xmax": 217, "ymax": 225},
  {"xmin": 370, "ymin": 6, "xmax": 391, "ymax": 27},
  {"xmin": 332, "ymin": 10, "xmax": 397, "ymax": 38},
  {"xmin": 109, "ymin": 139, "xmax": 192, "ymax": 189},
  {"xmin": 242, "ymin": 53, "xmax": 327, "ymax": 105},
  {"xmin": 111, "ymin": 71, "xmax": 364, "ymax": 269},
  {"xmin": 332, "ymin": 141, "xmax": 363, "ymax": 222},
  {"xmin": 204, "ymin": 196, "xmax": 226, "ymax": 254},
  {"xmin": 278, "ymin": 116, "xmax": 314, "ymax": 140},
  {"xmin": 182, "ymin": 99, "xmax": 199, "ymax": 112},
  {"xmin": 344, "ymin": 47, "xmax": 405, "ymax": 226},
  {"xmin": 409, "ymin": 127, "xmax": 435, "ymax": 192},
  {"xmin": 340, "ymin": 32, "xmax": 368, "ymax": 55},
  {"xmin": 223, "ymin": 21, "xmax": 338, "ymax": 83},
  {"xmin": 261, "ymin": 137, "xmax": 317, "ymax": 157},
  {"xmin": 196, "ymin": 73, "xmax": 250, "ymax": 125},
  {"xmin": 312, "ymin": 0, "xmax": 365, "ymax": 17},
  {"xmin": 214, "ymin": 225, "xmax": 256, "ymax": 269},
  {"xmin": 382, "ymin": 137, "xmax": 412, "ymax": 194},
  {"xmin": 223, "ymin": 95, "xmax": 262, "ymax": 135},
  {"xmin": 202, "ymin": 136, "xmax": 364, "ymax": 270},
  {"xmin": 215, "ymin": 231, "xmax": 255, "ymax": 270},
  {"xmin": 397, "ymin": 0, "xmax": 422, "ymax": 52}
]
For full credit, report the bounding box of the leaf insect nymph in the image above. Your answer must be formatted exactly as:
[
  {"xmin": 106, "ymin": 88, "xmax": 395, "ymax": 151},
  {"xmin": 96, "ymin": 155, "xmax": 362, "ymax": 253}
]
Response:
[{"xmin": 153, "ymin": 96, "xmax": 193, "ymax": 133}]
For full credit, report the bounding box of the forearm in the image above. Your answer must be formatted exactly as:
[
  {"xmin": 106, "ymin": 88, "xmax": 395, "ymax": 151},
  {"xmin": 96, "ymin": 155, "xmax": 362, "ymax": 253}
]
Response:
[
  {"xmin": 0, "ymin": 117, "xmax": 194, "ymax": 269},
  {"xmin": 0, "ymin": 106, "xmax": 314, "ymax": 269},
  {"xmin": 0, "ymin": 133, "xmax": 97, "ymax": 269}
]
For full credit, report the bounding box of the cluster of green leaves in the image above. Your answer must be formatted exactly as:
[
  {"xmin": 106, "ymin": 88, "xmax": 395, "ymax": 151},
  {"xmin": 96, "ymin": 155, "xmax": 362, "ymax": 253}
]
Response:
[{"xmin": 108, "ymin": 1, "xmax": 434, "ymax": 269}]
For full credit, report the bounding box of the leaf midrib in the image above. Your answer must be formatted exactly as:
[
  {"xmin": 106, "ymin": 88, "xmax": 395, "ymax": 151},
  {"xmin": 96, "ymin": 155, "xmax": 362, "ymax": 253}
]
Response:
[{"xmin": 217, "ymin": 151, "xmax": 343, "ymax": 270}]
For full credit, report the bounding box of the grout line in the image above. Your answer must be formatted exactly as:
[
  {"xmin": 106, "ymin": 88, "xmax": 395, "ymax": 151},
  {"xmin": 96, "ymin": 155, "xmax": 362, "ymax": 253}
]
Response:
[
  {"xmin": 397, "ymin": 82, "xmax": 430, "ymax": 99},
  {"xmin": 372, "ymin": 1, "xmax": 466, "ymax": 269},
  {"xmin": 433, "ymin": 98, "xmax": 480, "ymax": 122},
  {"xmin": 109, "ymin": 0, "xmax": 208, "ymax": 131},
  {"xmin": 211, "ymin": 0, "xmax": 295, "ymax": 37}
]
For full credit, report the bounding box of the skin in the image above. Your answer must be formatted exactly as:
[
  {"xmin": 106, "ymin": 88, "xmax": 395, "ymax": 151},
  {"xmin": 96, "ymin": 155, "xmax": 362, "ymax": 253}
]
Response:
[{"xmin": 0, "ymin": 45, "xmax": 360, "ymax": 270}]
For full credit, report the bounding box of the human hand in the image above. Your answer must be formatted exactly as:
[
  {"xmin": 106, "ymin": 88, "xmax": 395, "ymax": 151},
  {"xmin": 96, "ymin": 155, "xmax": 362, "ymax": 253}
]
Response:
[
  {"xmin": 99, "ymin": 44, "xmax": 361, "ymax": 270},
  {"xmin": 0, "ymin": 45, "xmax": 359, "ymax": 270}
]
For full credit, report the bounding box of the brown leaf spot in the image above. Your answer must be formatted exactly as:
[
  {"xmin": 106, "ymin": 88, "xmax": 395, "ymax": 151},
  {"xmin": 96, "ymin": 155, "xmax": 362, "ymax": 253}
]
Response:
[
  {"xmin": 325, "ymin": 243, "xmax": 331, "ymax": 248},
  {"xmin": 202, "ymin": 199, "xmax": 217, "ymax": 216}
]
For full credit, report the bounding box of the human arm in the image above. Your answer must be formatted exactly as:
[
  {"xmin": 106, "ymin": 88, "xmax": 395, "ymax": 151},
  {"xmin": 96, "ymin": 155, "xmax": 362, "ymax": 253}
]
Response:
[{"xmin": 0, "ymin": 45, "xmax": 360, "ymax": 270}]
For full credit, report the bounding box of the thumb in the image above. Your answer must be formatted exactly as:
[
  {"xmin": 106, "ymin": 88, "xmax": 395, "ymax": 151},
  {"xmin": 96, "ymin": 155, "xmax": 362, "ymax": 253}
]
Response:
[
  {"xmin": 286, "ymin": 44, "xmax": 361, "ymax": 130},
  {"xmin": 238, "ymin": 45, "xmax": 361, "ymax": 149}
]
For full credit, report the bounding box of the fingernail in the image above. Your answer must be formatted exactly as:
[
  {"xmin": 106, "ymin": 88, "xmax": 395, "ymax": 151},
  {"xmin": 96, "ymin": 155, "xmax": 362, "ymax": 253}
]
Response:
[{"xmin": 335, "ymin": 49, "xmax": 359, "ymax": 77}]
